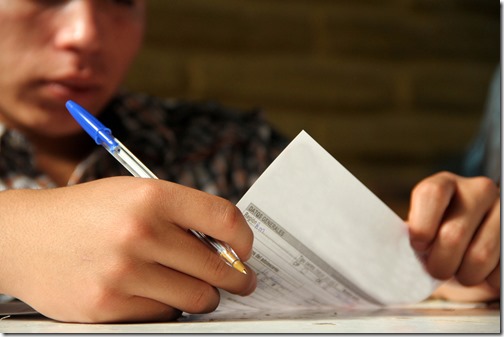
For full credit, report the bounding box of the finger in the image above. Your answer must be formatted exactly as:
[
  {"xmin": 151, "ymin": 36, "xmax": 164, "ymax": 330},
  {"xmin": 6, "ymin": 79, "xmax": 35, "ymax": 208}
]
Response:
[
  {"xmin": 407, "ymin": 172, "xmax": 456, "ymax": 252},
  {"xmin": 425, "ymin": 178, "xmax": 498, "ymax": 279},
  {"xmin": 141, "ymin": 224, "xmax": 256, "ymax": 295},
  {"xmin": 81, "ymin": 296, "xmax": 181, "ymax": 323},
  {"xmin": 456, "ymin": 198, "xmax": 500, "ymax": 285},
  {"xmin": 156, "ymin": 182, "xmax": 254, "ymax": 260},
  {"xmin": 124, "ymin": 297, "xmax": 181, "ymax": 323},
  {"xmin": 127, "ymin": 262, "xmax": 223, "ymax": 314}
]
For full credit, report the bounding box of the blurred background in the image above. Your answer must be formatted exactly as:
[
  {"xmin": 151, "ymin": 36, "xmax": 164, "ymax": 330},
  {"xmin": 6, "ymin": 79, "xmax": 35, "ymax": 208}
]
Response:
[{"xmin": 124, "ymin": 0, "xmax": 500, "ymax": 218}]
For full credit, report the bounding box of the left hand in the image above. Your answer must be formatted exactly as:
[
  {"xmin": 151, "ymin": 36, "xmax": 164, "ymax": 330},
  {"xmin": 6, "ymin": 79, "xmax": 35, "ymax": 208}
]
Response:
[{"xmin": 407, "ymin": 172, "xmax": 500, "ymax": 302}]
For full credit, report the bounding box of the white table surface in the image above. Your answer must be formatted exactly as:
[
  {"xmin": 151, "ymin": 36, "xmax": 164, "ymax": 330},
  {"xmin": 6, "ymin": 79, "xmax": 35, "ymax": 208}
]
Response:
[{"xmin": 0, "ymin": 300, "xmax": 500, "ymax": 334}]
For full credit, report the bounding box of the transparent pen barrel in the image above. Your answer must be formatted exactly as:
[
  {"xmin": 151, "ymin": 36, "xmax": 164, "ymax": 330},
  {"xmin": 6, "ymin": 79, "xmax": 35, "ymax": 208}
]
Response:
[
  {"xmin": 107, "ymin": 139, "xmax": 158, "ymax": 179},
  {"xmin": 104, "ymin": 138, "xmax": 246, "ymax": 273}
]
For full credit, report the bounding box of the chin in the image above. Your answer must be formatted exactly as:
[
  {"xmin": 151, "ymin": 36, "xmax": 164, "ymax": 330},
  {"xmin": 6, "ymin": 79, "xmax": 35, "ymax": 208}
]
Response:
[
  {"xmin": 29, "ymin": 122, "xmax": 81, "ymax": 138},
  {"xmin": 5, "ymin": 93, "xmax": 109, "ymax": 137},
  {"xmin": 19, "ymin": 108, "xmax": 83, "ymax": 138}
]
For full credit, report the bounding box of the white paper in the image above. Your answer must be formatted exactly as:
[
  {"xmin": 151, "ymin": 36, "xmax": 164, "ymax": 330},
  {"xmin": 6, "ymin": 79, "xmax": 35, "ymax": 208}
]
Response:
[{"xmin": 217, "ymin": 130, "xmax": 437, "ymax": 313}]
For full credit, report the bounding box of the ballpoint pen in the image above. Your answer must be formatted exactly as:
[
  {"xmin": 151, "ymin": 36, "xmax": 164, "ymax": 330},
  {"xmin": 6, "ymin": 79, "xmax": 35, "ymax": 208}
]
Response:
[{"xmin": 65, "ymin": 100, "xmax": 247, "ymax": 274}]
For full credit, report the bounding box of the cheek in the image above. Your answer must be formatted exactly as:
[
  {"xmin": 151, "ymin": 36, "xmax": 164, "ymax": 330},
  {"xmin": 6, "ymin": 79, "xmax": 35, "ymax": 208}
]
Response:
[
  {"xmin": 105, "ymin": 26, "xmax": 144, "ymax": 83},
  {"xmin": 0, "ymin": 27, "xmax": 26, "ymax": 90},
  {"xmin": 0, "ymin": 52, "xmax": 38, "ymax": 129},
  {"xmin": 0, "ymin": 14, "xmax": 51, "ymax": 108}
]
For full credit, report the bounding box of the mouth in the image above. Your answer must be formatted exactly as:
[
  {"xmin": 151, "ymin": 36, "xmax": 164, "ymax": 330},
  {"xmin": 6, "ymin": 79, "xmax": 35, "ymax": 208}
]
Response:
[{"xmin": 40, "ymin": 78, "xmax": 102, "ymax": 102}]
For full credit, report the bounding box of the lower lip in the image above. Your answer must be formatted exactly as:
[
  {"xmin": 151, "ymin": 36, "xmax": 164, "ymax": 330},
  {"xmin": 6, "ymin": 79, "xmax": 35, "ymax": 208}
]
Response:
[{"xmin": 42, "ymin": 81, "xmax": 100, "ymax": 102}]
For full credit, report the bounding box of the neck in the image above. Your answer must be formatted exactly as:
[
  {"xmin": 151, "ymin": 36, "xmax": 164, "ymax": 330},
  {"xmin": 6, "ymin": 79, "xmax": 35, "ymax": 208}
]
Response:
[{"xmin": 28, "ymin": 131, "xmax": 95, "ymax": 186}]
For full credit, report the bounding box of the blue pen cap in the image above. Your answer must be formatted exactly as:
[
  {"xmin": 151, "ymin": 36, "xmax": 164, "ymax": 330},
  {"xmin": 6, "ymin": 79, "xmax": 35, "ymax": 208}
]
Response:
[{"xmin": 65, "ymin": 100, "xmax": 118, "ymax": 149}]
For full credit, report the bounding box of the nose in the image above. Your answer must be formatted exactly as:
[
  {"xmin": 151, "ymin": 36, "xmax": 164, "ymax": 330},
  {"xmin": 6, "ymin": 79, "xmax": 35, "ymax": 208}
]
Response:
[{"xmin": 53, "ymin": 0, "xmax": 102, "ymax": 54}]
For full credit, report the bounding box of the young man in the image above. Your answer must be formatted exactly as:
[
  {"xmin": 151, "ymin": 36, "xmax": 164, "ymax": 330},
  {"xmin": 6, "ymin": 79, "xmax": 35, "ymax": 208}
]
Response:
[{"xmin": 0, "ymin": 0, "xmax": 499, "ymax": 323}]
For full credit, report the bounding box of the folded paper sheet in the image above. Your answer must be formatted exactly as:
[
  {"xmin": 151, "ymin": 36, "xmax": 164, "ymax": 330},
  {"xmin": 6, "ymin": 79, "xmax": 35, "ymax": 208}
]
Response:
[{"xmin": 218, "ymin": 131, "xmax": 438, "ymax": 313}]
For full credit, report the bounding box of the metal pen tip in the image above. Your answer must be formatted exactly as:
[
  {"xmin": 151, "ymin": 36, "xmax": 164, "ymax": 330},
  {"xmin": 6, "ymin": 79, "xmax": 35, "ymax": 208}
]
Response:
[{"xmin": 233, "ymin": 260, "xmax": 248, "ymax": 274}]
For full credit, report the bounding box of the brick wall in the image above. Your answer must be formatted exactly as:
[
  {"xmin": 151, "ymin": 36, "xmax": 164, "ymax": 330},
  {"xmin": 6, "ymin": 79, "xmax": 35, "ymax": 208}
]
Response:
[{"xmin": 124, "ymin": 0, "xmax": 500, "ymax": 217}]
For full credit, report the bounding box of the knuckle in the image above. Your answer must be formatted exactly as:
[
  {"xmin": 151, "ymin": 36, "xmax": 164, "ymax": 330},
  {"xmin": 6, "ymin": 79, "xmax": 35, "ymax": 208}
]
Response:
[
  {"xmin": 134, "ymin": 179, "xmax": 165, "ymax": 205},
  {"xmin": 116, "ymin": 217, "xmax": 155, "ymax": 250},
  {"xmin": 472, "ymin": 176, "xmax": 498, "ymax": 196},
  {"xmin": 113, "ymin": 181, "xmax": 160, "ymax": 247},
  {"xmin": 80, "ymin": 285, "xmax": 120, "ymax": 322},
  {"xmin": 467, "ymin": 245, "xmax": 493, "ymax": 266},
  {"xmin": 202, "ymin": 251, "xmax": 230, "ymax": 283},
  {"xmin": 437, "ymin": 222, "xmax": 464, "ymax": 248},
  {"xmin": 214, "ymin": 199, "xmax": 241, "ymax": 233},
  {"xmin": 436, "ymin": 171, "xmax": 455, "ymax": 179},
  {"xmin": 106, "ymin": 257, "xmax": 138, "ymax": 285},
  {"xmin": 412, "ymin": 179, "xmax": 447, "ymax": 203}
]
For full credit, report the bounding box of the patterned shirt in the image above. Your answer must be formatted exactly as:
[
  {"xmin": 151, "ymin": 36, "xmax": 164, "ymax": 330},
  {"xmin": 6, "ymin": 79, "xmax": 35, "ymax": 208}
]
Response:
[{"xmin": 0, "ymin": 91, "xmax": 288, "ymax": 203}]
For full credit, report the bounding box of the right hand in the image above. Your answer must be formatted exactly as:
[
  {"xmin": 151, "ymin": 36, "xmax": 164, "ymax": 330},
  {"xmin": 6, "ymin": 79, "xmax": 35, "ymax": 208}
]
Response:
[{"xmin": 0, "ymin": 177, "xmax": 256, "ymax": 323}]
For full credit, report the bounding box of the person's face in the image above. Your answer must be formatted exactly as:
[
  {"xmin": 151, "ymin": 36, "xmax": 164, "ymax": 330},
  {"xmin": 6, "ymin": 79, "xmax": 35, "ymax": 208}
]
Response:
[{"xmin": 0, "ymin": 0, "xmax": 146, "ymax": 137}]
